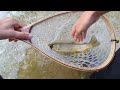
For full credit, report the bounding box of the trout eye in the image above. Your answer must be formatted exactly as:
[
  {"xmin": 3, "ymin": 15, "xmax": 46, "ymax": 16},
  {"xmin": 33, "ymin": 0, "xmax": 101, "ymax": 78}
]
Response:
[{"xmin": 49, "ymin": 44, "xmax": 53, "ymax": 49}]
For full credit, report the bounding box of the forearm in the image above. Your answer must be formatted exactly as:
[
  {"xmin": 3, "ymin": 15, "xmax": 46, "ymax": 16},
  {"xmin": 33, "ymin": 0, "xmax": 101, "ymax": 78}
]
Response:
[
  {"xmin": 86, "ymin": 11, "xmax": 109, "ymax": 18},
  {"xmin": 81, "ymin": 11, "xmax": 109, "ymax": 28}
]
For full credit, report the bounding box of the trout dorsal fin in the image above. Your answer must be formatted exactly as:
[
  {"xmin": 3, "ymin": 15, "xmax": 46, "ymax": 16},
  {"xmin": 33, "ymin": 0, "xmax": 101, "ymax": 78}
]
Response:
[{"xmin": 89, "ymin": 35, "xmax": 100, "ymax": 47}]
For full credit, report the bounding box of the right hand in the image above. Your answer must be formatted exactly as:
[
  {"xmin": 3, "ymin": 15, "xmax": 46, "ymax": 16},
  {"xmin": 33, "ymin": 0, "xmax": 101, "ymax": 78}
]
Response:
[{"xmin": 71, "ymin": 11, "xmax": 107, "ymax": 42}]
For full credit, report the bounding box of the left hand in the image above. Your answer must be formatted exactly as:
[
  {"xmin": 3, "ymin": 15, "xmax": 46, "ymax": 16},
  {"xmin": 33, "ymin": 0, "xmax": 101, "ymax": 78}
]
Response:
[{"xmin": 0, "ymin": 17, "xmax": 32, "ymax": 42}]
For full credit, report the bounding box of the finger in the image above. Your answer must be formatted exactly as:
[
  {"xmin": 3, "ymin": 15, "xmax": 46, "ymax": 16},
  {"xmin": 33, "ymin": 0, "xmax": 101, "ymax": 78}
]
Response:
[
  {"xmin": 71, "ymin": 25, "xmax": 76, "ymax": 38},
  {"xmin": 1, "ymin": 30, "xmax": 32, "ymax": 40},
  {"xmin": 13, "ymin": 22, "xmax": 26, "ymax": 32},
  {"xmin": 9, "ymin": 38, "xmax": 13, "ymax": 42},
  {"xmin": 14, "ymin": 39, "xmax": 18, "ymax": 42},
  {"xmin": 14, "ymin": 27, "xmax": 22, "ymax": 32},
  {"xmin": 20, "ymin": 26, "xmax": 31, "ymax": 33},
  {"xmin": 4, "ymin": 17, "xmax": 26, "ymax": 28},
  {"xmin": 76, "ymin": 38, "xmax": 80, "ymax": 43},
  {"xmin": 79, "ymin": 33, "xmax": 83, "ymax": 41},
  {"xmin": 0, "ymin": 28, "xmax": 32, "ymax": 40},
  {"xmin": 75, "ymin": 33, "xmax": 81, "ymax": 43},
  {"xmin": 73, "ymin": 32, "xmax": 78, "ymax": 41},
  {"xmin": 6, "ymin": 18, "xmax": 26, "ymax": 29},
  {"xmin": 14, "ymin": 31, "xmax": 32, "ymax": 40},
  {"xmin": 12, "ymin": 19, "xmax": 26, "ymax": 28},
  {"xmin": 81, "ymin": 32, "xmax": 84, "ymax": 41},
  {"xmin": 14, "ymin": 24, "xmax": 22, "ymax": 31},
  {"xmin": 9, "ymin": 38, "xmax": 18, "ymax": 42},
  {"xmin": 83, "ymin": 31, "xmax": 87, "ymax": 39},
  {"xmin": 78, "ymin": 35, "xmax": 81, "ymax": 42},
  {"xmin": 14, "ymin": 24, "xmax": 22, "ymax": 28}
]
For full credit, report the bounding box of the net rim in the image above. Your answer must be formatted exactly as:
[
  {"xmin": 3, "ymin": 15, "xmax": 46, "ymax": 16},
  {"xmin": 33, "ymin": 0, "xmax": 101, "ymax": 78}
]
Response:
[{"xmin": 22, "ymin": 11, "xmax": 116, "ymax": 72}]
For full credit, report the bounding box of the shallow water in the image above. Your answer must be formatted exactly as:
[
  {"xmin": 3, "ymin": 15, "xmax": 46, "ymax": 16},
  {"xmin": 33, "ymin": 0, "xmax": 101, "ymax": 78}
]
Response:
[
  {"xmin": 0, "ymin": 11, "xmax": 119, "ymax": 79},
  {"xmin": 18, "ymin": 48, "xmax": 89, "ymax": 79}
]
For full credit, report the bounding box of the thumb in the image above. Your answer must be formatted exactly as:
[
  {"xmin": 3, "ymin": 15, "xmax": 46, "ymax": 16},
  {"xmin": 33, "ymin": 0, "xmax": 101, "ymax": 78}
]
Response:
[{"xmin": 14, "ymin": 31, "xmax": 32, "ymax": 40}]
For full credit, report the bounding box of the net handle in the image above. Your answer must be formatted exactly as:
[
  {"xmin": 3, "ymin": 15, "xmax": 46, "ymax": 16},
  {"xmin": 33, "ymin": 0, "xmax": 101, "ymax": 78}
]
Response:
[{"xmin": 21, "ymin": 11, "xmax": 116, "ymax": 72}]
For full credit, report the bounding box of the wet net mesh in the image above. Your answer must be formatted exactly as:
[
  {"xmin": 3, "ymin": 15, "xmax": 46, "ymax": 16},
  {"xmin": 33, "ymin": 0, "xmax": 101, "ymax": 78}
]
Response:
[{"xmin": 30, "ymin": 12, "xmax": 112, "ymax": 69}]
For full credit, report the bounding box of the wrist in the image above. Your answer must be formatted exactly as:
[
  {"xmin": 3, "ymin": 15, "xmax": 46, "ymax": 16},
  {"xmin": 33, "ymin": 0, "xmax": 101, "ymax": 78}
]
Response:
[
  {"xmin": 80, "ymin": 11, "xmax": 107, "ymax": 29},
  {"xmin": 87, "ymin": 11, "xmax": 108, "ymax": 18}
]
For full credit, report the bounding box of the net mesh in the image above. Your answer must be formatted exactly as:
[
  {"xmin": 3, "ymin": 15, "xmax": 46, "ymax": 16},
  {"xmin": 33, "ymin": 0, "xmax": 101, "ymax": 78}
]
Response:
[{"xmin": 30, "ymin": 12, "xmax": 112, "ymax": 69}]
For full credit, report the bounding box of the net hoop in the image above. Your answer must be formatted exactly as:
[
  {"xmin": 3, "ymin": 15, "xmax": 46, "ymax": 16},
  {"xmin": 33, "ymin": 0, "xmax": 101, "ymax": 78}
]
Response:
[{"xmin": 22, "ymin": 11, "xmax": 116, "ymax": 72}]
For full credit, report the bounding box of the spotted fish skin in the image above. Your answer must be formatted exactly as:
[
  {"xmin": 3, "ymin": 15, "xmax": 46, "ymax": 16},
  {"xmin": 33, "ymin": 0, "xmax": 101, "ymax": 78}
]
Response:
[{"xmin": 49, "ymin": 35, "xmax": 100, "ymax": 54}]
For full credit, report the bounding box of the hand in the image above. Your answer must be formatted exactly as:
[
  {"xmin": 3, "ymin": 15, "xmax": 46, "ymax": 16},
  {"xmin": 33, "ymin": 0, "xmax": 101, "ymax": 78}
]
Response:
[
  {"xmin": 71, "ymin": 11, "xmax": 107, "ymax": 42},
  {"xmin": 0, "ymin": 17, "xmax": 32, "ymax": 42}
]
